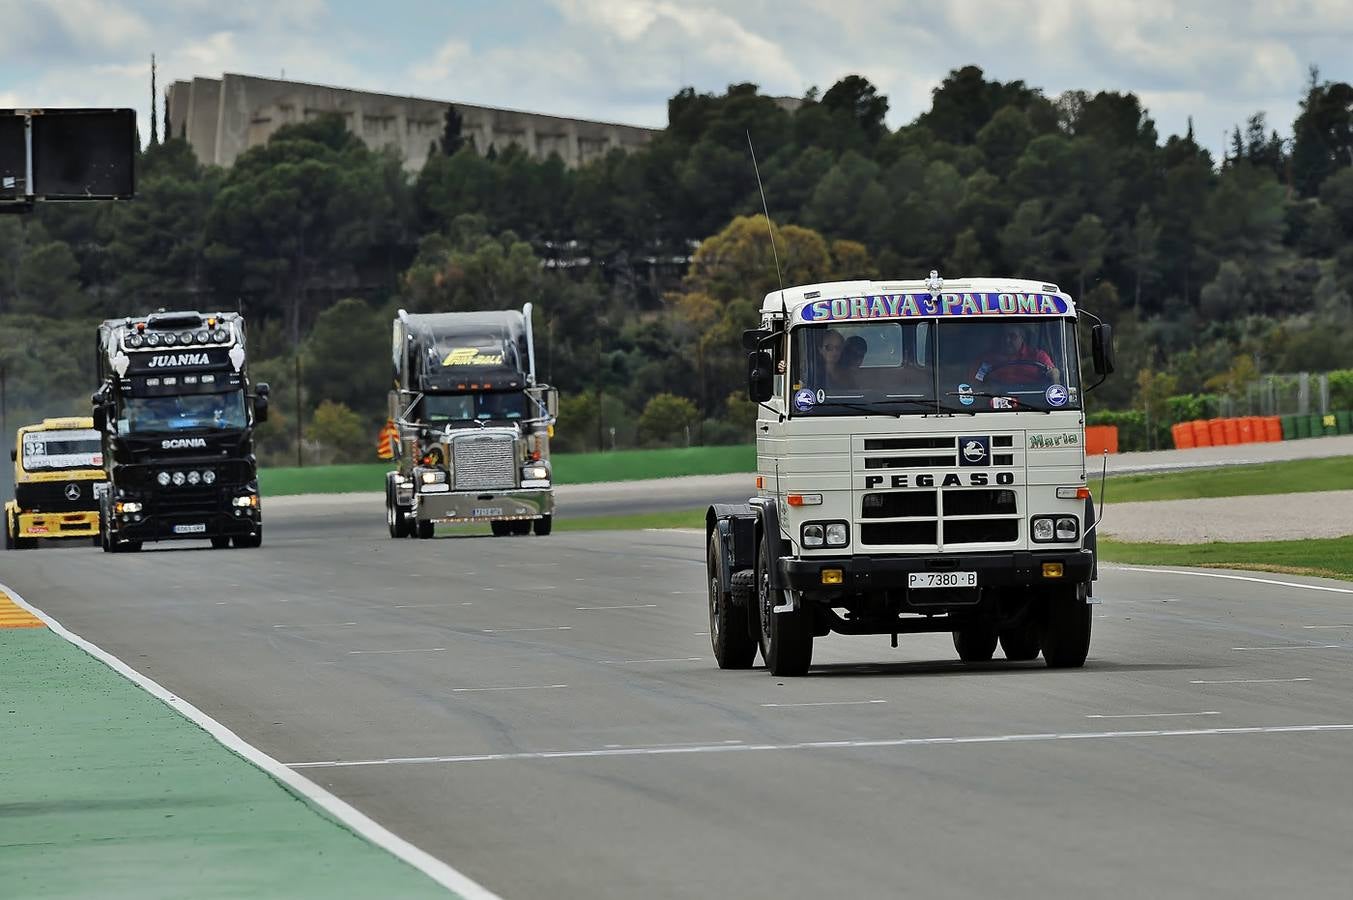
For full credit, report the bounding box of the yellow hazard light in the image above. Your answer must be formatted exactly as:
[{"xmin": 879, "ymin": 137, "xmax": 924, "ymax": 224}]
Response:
[
  {"xmin": 821, "ymin": 569, "xmax": 844, "ymax": 585},
  {"xmin": 1042, "ymin": 562, "xmax": 1064, "ymax": 578}
]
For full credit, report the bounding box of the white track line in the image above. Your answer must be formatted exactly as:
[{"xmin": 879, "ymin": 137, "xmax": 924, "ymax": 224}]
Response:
[
  {"xmin": 1303, "ymin": 624, "xmax": 1353, "ymax": 629},
  {"xmin": 285, "ymin": 723, "xmax": 1353, "ymax": 769},
  {"xmin": 0, "ymin": 581, "xmax": 498, "ymax": 900},
  {"xmin": 349, "ymin": 647, "xmax": 447, "ymax": 654},
  {"xmin": 452, "ymin": 684, "xmax": 568, "ymax": 693},
  {"xmin": 761, "ymin": 700, "xmax": 888, "ymax": 708},
  {"xmin": 1191, "ymin": 678, "xmax": 1312, "ymax": 684},
  {"xmin": 481, "ymin": 626, "xmax": 572, "ymax": 633},
  {"xmin": 599, "ymin": 657, "xmax": 703, "ymax": 664},
  {"xmin": 1232, "ymin": 645, "xmax": 1341, "ymax": 651},
  {"xmin": 1086, "ymin": 711, "xmax": 1220, "ymax": 719},
  {"xmin": 575, "ymin": 604, "xmax": 658, "ymax": 611},
  {"xmin": 1110, "ymin": 566, "xmax": 1353, "ymax": 594}
]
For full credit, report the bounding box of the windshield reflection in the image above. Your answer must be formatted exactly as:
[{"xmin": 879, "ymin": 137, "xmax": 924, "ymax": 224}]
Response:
[{"xmin": 120, "ymin": 391, "xmax": 248, "ymax": 433}]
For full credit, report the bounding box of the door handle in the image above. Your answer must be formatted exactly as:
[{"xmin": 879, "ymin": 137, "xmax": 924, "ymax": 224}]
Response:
[{"xmin": 757, "ymin": 424, "xmax": 770, "ymax": 432}]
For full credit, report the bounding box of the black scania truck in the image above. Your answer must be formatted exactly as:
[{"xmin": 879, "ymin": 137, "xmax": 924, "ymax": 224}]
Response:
[{"xmin": 92, "ymin": 311, "xmax": 269, "ymax": 552}]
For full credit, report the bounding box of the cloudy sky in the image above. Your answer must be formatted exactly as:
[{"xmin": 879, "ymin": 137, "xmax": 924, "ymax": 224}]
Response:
[{"xmin": 3, "ymin": 0, "xmax": 1351, "ymax": 162}]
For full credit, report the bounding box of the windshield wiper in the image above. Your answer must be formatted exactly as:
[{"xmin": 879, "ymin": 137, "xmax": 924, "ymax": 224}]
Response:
[
  {"xmin": 818, "ymin": 398, "xmax": 976, "ymax": 417},
  {"xmin": 945, "ymin": 390, "xmax": 1054, "ymax": 413}
]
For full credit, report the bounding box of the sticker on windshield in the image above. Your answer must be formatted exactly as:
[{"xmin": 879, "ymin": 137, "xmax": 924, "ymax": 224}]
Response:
[
  {"xmin": 991, "ymin": 396, "xmax": 1017, "ymax": 410},
  {"xmin": 793, "ymin": 388, "xmax": 817, "ymax": 412},
  {"xmin": 1045, "ymin": 384, "xmax": 1069, "ymax": 407},
  {"xmin": 956, "ymin": 383, "xmax": 975, "ymax": 407}
]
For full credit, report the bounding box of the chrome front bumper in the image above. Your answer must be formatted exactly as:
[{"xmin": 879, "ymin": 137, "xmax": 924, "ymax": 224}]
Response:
[{"xmin": 413, "ymin": 487, "xmax": 554, "ymax": 523}]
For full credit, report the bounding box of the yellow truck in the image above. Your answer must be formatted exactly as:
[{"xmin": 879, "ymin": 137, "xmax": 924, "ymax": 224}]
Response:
[{"xmin": 5, "ymin": 417, "xmax": 106, "ymax": 549}]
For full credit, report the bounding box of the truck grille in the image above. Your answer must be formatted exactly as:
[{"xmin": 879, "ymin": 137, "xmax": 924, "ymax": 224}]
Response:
[
  {"xmin": 854, "ymin": 433, "xmax": 1023, "ymax": 550},
  {"xmin": 452, "ymin": 435, "xmax": 517, "ymax": 490},
  {"xmin": 14, "ymin": 480, "xmax": 100, "ymax": 513}
]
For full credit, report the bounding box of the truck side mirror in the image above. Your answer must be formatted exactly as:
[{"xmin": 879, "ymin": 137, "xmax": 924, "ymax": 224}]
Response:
[
  {"xmin": 1090, "ymin": 324, "xmax": 1115, "ymax": 376},
  {"xmin": 92, "ymin": 407, "xmax": 107, "ymax": 431},
  {"xmin": 8, "ymin": 449, "xmax": 15, "ymax": 462},
  {"xmin": 546, "ymin": 387, "xmax": 559, "ymax": 419},
  {"xmin": 747, "ymin": 351, "xmax": 774, "ymax": 403},
  {"xmin": 742, "ymin": 328, "xmax": 772, "ymax": 351},
  {"xmin": 253, "ymin": 382, "xmax": 270, "ymax": 424}
]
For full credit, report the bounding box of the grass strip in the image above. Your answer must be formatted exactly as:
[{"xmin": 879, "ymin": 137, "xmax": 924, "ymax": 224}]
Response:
[
  {"xmin": 260, "ymin": 444, "xmax": 754, "ymax": 496},
  {"xmin": 1104, "ymin": 456, "xmax": 1353, "ymax": 503},
  {"xmin": 1099, "ymin": 536, "xmax": 1353, "ymax": 582}
]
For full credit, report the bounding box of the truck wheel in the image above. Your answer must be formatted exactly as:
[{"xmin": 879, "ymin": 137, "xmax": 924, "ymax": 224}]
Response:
[
  {"xmin": 415, "ymin": 520, "xmax": 435, "ymax": 539},
  {"xmin": 211, "ymin": 536, "xmax": 232, "ymax": 549},
  {"xmin": 533, "ymin": 515, "xmax": 553, "ymax": 536},
  {"xmin": 490, "ymin": 522, "xmax": 511, "ymax": 537},
  {"xmin": 233, "ymin": 531, "xmax": 262, "ymax": 549},
  {"xmin": 952, "ymin": 626, "xmax": 997, "ymax": 662},
  {"xmin": 4, "ymin": 516, "xmax": 13, "ymax": 550},
  {"xmin": 1041, "ymin": 584, "xmax": 1092, "ymax": 668},
  {"xmin": 999, "ymin": 620, "xmax": 1041, "ymax": 661},
  {"xmin": 386, "ymin": 477, "xmax": 412, "ymax": 538},
  {"xmin": 707, "ymin": 531, "xmax": 755, "ymax": 669},
  {"xmin": 756, "ymin": 533, "xmax": 813, "ymax": 676}
]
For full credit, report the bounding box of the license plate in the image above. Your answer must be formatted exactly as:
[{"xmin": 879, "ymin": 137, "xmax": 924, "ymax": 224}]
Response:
[
  {"xmin": 473, "ymin": 507, "xmax": 503, "ymax": 517},
  {"xmin": 173, "ymin": 523, "xmax": 207, "ymax": 534},
  {"xmin": 908, "ymin": 572, "xmax": 977, "ymax": 589}
]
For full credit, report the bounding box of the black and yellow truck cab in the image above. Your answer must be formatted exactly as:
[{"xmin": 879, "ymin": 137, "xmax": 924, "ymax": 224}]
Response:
[{"xmin": 5, "ymin": 417, "xmax": 105, "ymax": 549}]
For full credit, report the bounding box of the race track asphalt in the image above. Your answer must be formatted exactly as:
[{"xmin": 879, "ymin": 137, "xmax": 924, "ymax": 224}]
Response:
[{"xmin": 4, "ymin": 498, "xmax": 1353, "ymax": 899}]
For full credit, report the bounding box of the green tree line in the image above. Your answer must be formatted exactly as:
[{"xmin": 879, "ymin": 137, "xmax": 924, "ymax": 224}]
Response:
[{"xmin": 3, "ymin": 65, "xmax": 1353, "ymax": 460}]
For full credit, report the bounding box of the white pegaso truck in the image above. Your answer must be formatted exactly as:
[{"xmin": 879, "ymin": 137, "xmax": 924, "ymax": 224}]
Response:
[{"xmin": 705, "ymin": 272, "xmax": 1115, "ymax": 676}]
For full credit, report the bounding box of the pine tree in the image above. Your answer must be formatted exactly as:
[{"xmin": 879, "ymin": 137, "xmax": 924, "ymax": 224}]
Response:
[{"xmin": 149, "ymin": 53, "xmax": 158, "ymax": 146}]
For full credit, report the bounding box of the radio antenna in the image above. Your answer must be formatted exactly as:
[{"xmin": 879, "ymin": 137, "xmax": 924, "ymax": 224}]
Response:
[{"xmin": 746, "ymin": 131, "xmax": 786, "ymax": 308}]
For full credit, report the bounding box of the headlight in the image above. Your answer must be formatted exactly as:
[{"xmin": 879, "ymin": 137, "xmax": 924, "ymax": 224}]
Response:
[
  {"xmin": 523, "ymin": 464, "xmax": 549, "ymax": 480},
  {"xmin": 801, "ymin": 524, "xmax": 825, "ymax": 547},
  {"xmin": 180, "ymin": 332, "xmax": 194, "ymax": 345},
  {"xmin": 202, "ymin": 470, "xmax": 216, "ymax": 485},
  {"xmin": 187, "ymin": 471, "xmax": 201, "ymax": 485},
  {"xmin": 126, "ymin": 334, "xmax": 144, "ymax": 348},
  {"xmin": 825, "ymin": 522, "xmax": 849, "ymax": 547},
  {"xmin": 195, "ymin": 331, "xmax": 209, "ymax": 344},
  {"xmin": 420, "ymin": 470, "xmax": 447, "ymax": 484},
  {"xmin": 146, "ymin": 333, "xmax": 161, "ymax": 346},
  {"xmin": 171, "ymin": 471, "xmax": 186, "ymax": 486},
  {"xmin": 232, "ymin": 495, "xmax": 259, "ymax": 508},
  {"xmin": 213, "ymin": 330, "xmax": 229, "ymax": 343},
  {"xmin": 163, "ymin": 332, "xmax": 178, "ymax": 346},
  {"xmin": 156, "ymin": 471, "xmax": 171, "ymax": 486},
  {"xmin": 1055, "ymin": 517, "xmax": 1079, "ymax": 541},
  {"xmin": 1032, "ymin": 517, "xmax": 1055, "ymax": 541},
  {"xmin": 115, "ymin": 501, "xmax": 142, "ymax": 514}
]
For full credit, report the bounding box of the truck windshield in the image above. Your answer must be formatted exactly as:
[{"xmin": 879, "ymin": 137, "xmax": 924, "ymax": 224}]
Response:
[
  {"xmin": 790, "ymin": 318, "xmax": 1080, "ymax": 415},
  {"xmin": 20, "ymin": 429, "xmax": 102, "ymax": 471},
  {"xmin": 119, "ymin": 390, "xmax": 248, "ymax": 433},
  {"xmin": 423, "ymin": 392, "xmax": 529, "ymax": 423}
]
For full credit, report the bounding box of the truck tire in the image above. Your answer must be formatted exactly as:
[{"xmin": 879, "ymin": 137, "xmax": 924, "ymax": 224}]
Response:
[
  {"xmin": 533, "ymin": 515, "xmax": 552, "ymax": 536},
  {"xmin": 386, "ymin": 477, "xmax": 412, "ymax": 538},
  {"xmin": 211, "ymin": 536, "xmax": 232, "ymax": 549},
  {"xmin": 415, "ymin": 519, "xmax": 435, "ymax": 539},
  {"xmin": 708, "ymin": 531, "xmax": 755, "ymax": 669},
  {"xmin": 1041, "ymin": 584, "xmax": 1092, "ymax": 668},
  {"xmin": 4, "ymin": 516, "xmax": 13, "ymax": 550},
  {"xmin": 233, "ymin": 530, "xmax": 262, "ymax": 549},
  {"xmin": 952, "ymin": 626, "xmax": 998, "ymax": 662},
  {"xmin": 490, "ymin": 522, "xmax": 510, "ymax": 537},
  {"xmin": 999, "ymin": 620, "xmax": 1041, "ymax": 661},
  {"xmin": 756, "ymin": 532, "xmax": 813, "ymax": 676}
]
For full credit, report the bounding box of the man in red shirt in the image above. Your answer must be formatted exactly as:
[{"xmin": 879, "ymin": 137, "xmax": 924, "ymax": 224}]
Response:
[{"xmin": 973, "ymin": 326, "xmax": 1059, "ymax": 384}]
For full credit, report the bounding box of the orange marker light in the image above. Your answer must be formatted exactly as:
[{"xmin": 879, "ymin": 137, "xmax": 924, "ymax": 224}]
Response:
[
  {"xmin": 786, "ymin": 493, "xmax": 822, "ymax": 507},
  {"xmin": 755, "ymin": 476, "xmax": 764, "ymax": 489}
]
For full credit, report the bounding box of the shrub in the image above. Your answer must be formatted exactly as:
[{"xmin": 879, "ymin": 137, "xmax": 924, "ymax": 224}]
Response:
[{"xmin": 638, "ymin": 393, "xmax": 699, "ymax": 447}]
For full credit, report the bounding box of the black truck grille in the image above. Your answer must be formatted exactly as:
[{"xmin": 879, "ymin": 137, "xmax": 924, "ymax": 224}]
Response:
[{"xmin": 13, "ymin": 481, "xmax": 98, "ymax": 512}]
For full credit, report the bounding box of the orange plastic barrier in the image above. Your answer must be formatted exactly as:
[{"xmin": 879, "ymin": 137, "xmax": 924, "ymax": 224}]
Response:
[
  {"xmin": 1192, "ymin": 419, "xmax": 1213, "ymax": 447},
  {"xmin": 1222, "ymin": 418, "xmax": 1240, "ymax": 445},
  {"xmin": 1236, "ymin": 418, "xmax": 1254, "ymax": 443},
  {"xmin": 1208, "ymin": 419, "xmax": 1227, "ymax": 445},
  {"xmin": 1085, "ymin": 425, "xmax": 1118, "ymax": 455},
  {"xmin": 1264, "ymin": 416, "xmax": 1282, "ymax": 442},
  {"xmin": 1171, "ymin": 422, "xmax": 1196, "ymax": 449}
]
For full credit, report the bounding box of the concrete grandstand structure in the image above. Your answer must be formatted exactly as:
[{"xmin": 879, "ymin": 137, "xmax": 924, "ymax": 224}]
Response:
[{"xmin": 166, "ymin": 74, "xmax": 660, "ymax": 171}]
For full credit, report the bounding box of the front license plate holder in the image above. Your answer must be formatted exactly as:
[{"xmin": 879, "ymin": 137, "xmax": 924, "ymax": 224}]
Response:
[
  {"xmin": 908, "ymin": 571, "xmax": 977, "ymax": 589},
  {"xmin": 173, "ymin": 523, "xmax": 207, "ymax": 534}
]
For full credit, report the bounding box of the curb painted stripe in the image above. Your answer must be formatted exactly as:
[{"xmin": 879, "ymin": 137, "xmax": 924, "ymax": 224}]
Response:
[
  {"xmin": 0, "ymin": 581, "xmax": 500, "ymax": 900},
  {"xmin": 0, "ymin": 590, "xmax": 45, "ymax": 628},
  {"xmin": 1107, "ymin": 565, "xmax": 1353, "ymax": 594}
]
